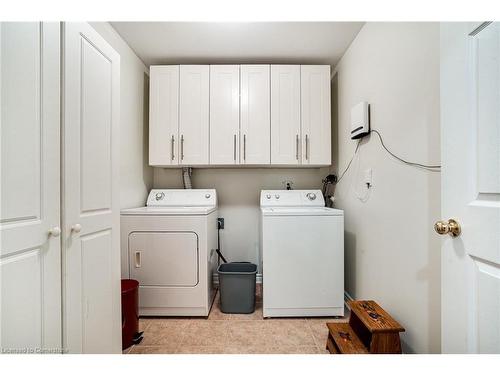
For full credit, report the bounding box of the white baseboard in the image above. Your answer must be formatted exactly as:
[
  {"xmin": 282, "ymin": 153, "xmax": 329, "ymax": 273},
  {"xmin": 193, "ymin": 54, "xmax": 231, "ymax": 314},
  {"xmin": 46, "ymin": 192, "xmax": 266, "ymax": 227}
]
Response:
[{"xmin": 212, "ymin": 273, "xmax": 262, "ymax": 286}]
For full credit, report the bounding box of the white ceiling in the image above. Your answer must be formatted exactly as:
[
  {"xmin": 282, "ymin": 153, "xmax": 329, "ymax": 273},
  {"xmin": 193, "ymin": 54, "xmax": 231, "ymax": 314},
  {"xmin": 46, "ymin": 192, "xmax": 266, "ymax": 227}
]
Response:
[{"xmin": 111, "ymin": 22, "xmax": 364, "ymax": 67}]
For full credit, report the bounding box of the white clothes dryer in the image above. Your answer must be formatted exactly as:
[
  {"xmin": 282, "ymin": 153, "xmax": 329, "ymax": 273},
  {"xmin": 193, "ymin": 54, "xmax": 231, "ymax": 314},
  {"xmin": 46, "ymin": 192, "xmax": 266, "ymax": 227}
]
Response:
[{"xmin": 120, "ymin": 189, "xmax": 217, "ymax": 316}]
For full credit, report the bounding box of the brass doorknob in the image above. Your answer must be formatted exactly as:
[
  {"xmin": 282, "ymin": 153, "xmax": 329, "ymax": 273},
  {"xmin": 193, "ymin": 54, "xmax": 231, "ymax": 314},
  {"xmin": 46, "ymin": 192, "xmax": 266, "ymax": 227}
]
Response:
[{"xmin": 434, "ymin": 219, "xmax": 461, "ymax": 237}]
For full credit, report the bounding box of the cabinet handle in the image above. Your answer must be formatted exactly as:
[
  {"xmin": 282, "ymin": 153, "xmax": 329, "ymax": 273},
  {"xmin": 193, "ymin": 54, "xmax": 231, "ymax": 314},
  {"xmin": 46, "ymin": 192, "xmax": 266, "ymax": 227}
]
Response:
[
  {"xmin": 181, "ymin": 135, "xmax": 184, "ymax": 160},
  {"xmin": 135, "ymin": 251, "xmax": 141, "ymax": 268},
  {"xmin": 296, "ymin": 134, "xmax": 299, "ymax": 160},
  {"xmin": 171, "ymin": 135, "xmax": 175, "ymax": 161},
  {"xmin": 305, "ymin": 134, "xmax": 309, "ymax": 160},
  {"xmin": 233, "ymin": 134, "xmax": 237, "ymax": 161},
  {"xmin": 243, "ymin": 134, "xmax": 246, "ymax": 161}
]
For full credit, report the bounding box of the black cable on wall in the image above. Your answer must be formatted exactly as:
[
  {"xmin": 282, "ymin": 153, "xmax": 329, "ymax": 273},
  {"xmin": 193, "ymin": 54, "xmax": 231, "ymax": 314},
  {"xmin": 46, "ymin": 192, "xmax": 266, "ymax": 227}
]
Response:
[
  {"xmin": 335, "ymin": 128, "xmax": 441, "ymax": 186},
  {"xmin": 370, "ymin": 129, "xmax": 441, "ymax": 171}
]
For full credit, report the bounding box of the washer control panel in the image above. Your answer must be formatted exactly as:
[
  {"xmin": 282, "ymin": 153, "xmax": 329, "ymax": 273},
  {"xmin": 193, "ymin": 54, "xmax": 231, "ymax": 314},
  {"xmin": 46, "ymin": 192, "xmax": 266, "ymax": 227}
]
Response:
[
  {"xmin": 260, "ymin": 190, "xmax": 325, "ymax": 207},
  {"xmin": 147, "ymin": 189, "xmax": 217, "ymax": 207}
]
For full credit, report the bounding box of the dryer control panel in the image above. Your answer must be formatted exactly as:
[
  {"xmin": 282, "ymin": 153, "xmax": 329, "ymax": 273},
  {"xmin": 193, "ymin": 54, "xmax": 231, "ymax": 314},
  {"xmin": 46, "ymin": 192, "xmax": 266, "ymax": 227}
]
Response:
[
  {"xmin": 260, "ymin": 190, "xmax": 325, "ymax": 207},
  {"xmin": 147, "ymin": 189, "xmax": 217, "ymax": 207}
]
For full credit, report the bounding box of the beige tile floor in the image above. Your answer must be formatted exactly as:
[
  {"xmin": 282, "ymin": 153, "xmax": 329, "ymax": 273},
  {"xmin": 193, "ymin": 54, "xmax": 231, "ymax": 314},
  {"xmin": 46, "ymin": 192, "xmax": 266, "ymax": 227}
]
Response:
[{"xmin": 124, "ymin": 285, "xmax": 348, "ymax": 354}]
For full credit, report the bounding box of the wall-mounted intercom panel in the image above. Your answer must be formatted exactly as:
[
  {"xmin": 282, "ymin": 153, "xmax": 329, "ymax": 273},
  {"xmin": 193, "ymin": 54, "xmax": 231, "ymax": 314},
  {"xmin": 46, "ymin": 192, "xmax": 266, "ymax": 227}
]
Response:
[{"xmin": 350, "ymin": 101, "xmax": 370, "ymax": 139}]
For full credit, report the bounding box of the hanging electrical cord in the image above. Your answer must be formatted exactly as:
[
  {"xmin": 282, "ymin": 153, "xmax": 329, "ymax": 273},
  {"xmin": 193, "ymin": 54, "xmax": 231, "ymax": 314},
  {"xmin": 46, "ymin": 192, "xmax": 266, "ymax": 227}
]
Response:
[
  {"xmin": 336, "ymin": 139, "xmax": 362, "ymax": 184},
  {"xmin": 370, "ymin": 129, "xmax": 441, "ymax": 171},
  {"xmin": 355, "ymin": 184, "xmax": 372, "ymax": 203},
  {"xmin": 216, "ymin": 222, "xmax": 227, "ymax": 265},
  {"xmin": 335, "ymin": 129, "xmax": 441, "ymax": 188}
]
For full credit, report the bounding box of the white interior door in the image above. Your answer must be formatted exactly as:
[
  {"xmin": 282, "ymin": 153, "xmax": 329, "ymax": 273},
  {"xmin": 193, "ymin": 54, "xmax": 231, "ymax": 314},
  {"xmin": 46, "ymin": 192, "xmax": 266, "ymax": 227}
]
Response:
[
  {"xmin": 300, "ymin": 65, "xmax": 331, "ymax": 165},
  {"xmin": 149, "ymin": 65, "xmax": 179, "ymax": 166},
  {"xmin": 179, "ymin": 65, "xmax": 209, "ymax": 165},
  {"xmin": 62, "ymin": 22, "xmax": 121, "ymax": 354},
  {"xmin": 240, "ymin": 65, "xmax": 270, "ymax": 164},
  {"xmin": 271, "ymin": 65, "xmax": 301, "ymax": 165},
  {"xmin": 209, "ymin": 65, "xmax": 240, "ymax": 165},
  {"xmin": 440, "ymin": 22, "xmax": 500, "ymax": 353},
  {"xmin": 0, "ymin": 22, "xmax": 61, "ymax": 353}
]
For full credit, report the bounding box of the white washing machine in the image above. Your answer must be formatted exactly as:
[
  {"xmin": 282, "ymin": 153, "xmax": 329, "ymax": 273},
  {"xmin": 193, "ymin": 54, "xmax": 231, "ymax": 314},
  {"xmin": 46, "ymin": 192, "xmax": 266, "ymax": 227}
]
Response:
[
  {"xmin": 120, "ymin": 189, "xmax": 217, "ymax": 316},
  {"xmin": 260, "ymin": 190, "xmax": 344, "ymax": 318}
]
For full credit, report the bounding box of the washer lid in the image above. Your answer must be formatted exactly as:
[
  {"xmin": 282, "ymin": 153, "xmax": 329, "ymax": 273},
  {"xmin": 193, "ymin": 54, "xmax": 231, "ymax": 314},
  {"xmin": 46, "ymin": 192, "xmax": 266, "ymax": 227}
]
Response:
[
  {"xmin": 121, "ymin": 206, "xmax": 217, "ymax": 216},
  {"xmin": 261, "ymin": 207, "xmax": 343, "ymax": 216}
]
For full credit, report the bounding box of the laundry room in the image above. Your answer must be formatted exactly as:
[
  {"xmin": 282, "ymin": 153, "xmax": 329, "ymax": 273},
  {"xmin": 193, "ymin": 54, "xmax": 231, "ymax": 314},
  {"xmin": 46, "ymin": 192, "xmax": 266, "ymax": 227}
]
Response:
[
  {"xmin": 1, "ymin": 2, "xmax": 500, "ymax": 372},
  {"xmin": 109, "ymin": 20, "xmax": 442, "ymax": 355}
]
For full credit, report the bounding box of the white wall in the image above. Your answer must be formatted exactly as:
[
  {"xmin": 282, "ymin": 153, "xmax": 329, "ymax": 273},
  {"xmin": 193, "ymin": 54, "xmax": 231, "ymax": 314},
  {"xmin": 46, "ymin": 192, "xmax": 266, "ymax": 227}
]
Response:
[
  {"xmin": 154, "ymin": 168, "xmax": 326, "ymax": 273},
  {"xmin": 90, "ymin": 22, "xmax": 153, "ymax": 208},
  {"xmin": 331, "ymin": 23, "xmax": 441, "ymax": 353}
]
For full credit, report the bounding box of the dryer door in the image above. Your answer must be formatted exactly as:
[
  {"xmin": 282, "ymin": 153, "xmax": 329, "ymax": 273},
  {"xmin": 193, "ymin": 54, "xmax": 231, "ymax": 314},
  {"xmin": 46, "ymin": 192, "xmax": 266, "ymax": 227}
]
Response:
[{"xmin": 128, "ymin": 231, "xmax": 199, "ymax": 287}]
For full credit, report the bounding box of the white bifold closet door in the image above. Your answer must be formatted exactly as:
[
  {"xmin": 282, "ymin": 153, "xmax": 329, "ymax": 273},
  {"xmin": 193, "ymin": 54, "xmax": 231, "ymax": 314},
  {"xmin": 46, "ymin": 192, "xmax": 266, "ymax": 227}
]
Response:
[
  {"xmin": 0, "ymin": 22, "xmax": 62, "ymax": 353},
  {"xmin": 62, "ymin": 23, "xmax": 121, "ymax": 354}
]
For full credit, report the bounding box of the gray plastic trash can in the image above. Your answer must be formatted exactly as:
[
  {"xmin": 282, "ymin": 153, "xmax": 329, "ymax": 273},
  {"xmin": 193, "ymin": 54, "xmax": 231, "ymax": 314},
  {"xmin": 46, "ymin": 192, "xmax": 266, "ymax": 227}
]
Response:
[{"xmin": 217, "ymin": 262, "xmax": 257, "ymax": 314}]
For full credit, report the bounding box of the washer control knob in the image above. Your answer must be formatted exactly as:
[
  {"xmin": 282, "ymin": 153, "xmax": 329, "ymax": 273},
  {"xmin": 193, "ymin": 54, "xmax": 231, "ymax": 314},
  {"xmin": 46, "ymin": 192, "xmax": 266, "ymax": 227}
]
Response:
[
  {"xmin": 275, "ymin": 194, "xmax": 280, "ymax": 199},
  {"xmin": 205, "ymin": 193, "xmax": 211, "ymax": 199},
  {"xmin": 266, "ymin": 194, "xmax": 271, "ymax": 199},
  {"xmin": 307, "ymin": 192, "xmax": 317, "ymax": 201},
  {"xmin": 155, "ymin": 192, "xmax": 165, "ymax": 201}
]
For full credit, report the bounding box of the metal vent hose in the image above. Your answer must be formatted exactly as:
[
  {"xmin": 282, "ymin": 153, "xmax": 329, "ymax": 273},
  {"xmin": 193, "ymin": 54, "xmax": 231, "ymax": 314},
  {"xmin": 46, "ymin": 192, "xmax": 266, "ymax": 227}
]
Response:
[{"xmin": 182, "ymin": 167, "xmax": 192, "ymax": 189}]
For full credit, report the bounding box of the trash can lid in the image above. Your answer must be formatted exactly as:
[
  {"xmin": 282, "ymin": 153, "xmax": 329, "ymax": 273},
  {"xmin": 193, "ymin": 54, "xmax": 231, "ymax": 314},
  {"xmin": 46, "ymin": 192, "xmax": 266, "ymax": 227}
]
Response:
[
  {"xmin": 217, "ymin": 262, "xmax": 257, "ymax": 274},
  {"xmin": 121, "ymin": 279, "xmax": 139, "ymax": 294}
]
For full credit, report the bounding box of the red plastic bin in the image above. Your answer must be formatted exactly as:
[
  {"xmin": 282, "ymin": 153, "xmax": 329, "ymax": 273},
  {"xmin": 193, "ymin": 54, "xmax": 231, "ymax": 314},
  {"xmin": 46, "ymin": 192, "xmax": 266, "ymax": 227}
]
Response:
[{"xmin": 121, "ymin": 279, "xmax": 140, "ymax": 350}]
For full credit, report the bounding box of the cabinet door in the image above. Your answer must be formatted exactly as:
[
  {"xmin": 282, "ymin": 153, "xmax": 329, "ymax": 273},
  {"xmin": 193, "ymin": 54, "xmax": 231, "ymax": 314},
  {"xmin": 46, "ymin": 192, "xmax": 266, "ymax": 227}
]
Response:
[
  {"xmin": 149, "ymin": 66, "xmax": 179, "ymax": 166},
  {"xmin": 0, "ymin": 22, "xmax": 62, "ymax": 353},
  {"xmin": 179, "ymin": 65, "xmax": 209, "ymax": 165},
  {"xmin": 240, "ymin": 65, "xmax": 270, "ymax": 164},
  {"xmin": 301, "ymin": 65, "xmax": 331, "ymax": 165},
  {"xmin": 63, "ymin": 22, "xmax": 121, "ymax": 354},
  {"xmin": 209, "ymin": 65, "xmax": 240, "ymax": 165},
  {"xmin": 271, "ymin": 65, "xmax": 301, "ymax": 165}
]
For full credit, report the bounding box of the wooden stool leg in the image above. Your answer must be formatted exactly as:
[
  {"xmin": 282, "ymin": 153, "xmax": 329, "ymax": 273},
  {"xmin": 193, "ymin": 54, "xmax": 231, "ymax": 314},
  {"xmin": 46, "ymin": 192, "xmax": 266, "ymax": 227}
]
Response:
[
  {"xmin": 326, "ymin": 333, "xmax": 339, "ymax": 354},
  {"xmin": 369, "ymin": 332, "xmax": 402, "ymax": 354}
]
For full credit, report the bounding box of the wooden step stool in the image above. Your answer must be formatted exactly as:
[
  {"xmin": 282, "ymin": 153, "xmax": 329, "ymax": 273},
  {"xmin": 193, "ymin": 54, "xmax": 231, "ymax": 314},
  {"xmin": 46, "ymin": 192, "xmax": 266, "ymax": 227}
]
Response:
[{"xmin": 326, "ymin": 300, "xmax": 405, "ymax": 354}]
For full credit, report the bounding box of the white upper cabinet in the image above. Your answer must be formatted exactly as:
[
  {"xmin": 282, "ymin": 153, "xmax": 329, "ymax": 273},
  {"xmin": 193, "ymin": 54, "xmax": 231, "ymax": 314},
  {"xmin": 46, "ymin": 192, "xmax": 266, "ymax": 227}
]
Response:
[
  {"xmin": 240, "ymin": 65, "xmax": 271, "ymax": 164},
  {"xmin": 148, "ymin": 64, "xmax": 331, "ymax": 167},
  {"xmin": 301, "ymin": 65, "xmax": 331, "ymax": 165},
  {"xmin": 270, "ymin": 65, "xmax": 301, "ymax": 165},
  {"xmin": 209, "ymin": 65, "xmax": 240, "ymax": 165},
  {"xmin": 149, "ymin": 66, "xmax": 179, "ymax": 166},
  {"xmin": 179, "ymin": 65, "xmax": 209, "ymax": 165}
]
